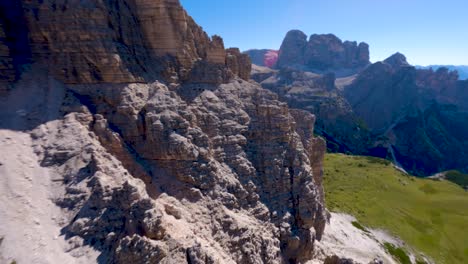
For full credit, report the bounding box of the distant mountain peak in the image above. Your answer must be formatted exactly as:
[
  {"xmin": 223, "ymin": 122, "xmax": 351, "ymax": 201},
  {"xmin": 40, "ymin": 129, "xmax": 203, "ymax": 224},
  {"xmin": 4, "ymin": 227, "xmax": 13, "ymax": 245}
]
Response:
[
  {"xmin": 384, "ymin": 52, "xmax": 410, "ymax": 68},
  {"xmin": 276, "ymin": 30, "xmax": 370, "ymax": 75}
]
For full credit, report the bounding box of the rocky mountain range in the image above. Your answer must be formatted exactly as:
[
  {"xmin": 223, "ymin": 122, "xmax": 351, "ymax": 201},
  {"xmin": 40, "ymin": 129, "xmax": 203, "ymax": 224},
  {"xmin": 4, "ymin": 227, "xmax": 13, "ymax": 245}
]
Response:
[
  {"xmin": 0, "ymin": 1, "xmax": 464, "ymax": 263},
  {"xmin": 251, "ymin": 30, "xmax": 468, "ymax": 176},
  {"xmin": 417, "ymin": 65, "xmax": 468, "ymax": 80},
  {"xmin": 0, "ymin": 1, "xmax": 344, "ymax": 263},
  {"xmin": 246, "ymin": 31, "xmax": 370, "ymax": 77}
]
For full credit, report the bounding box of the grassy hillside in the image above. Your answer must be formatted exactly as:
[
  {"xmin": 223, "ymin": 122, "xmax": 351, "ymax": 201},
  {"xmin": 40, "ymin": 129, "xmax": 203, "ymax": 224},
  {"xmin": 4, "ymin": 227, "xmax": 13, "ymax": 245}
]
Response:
[
  {"xmin": 323, "ymin": 154, "xmax": 468, "ymax": 264},
  {"xmin": 444, "ymin": 170, "xmax": 468, "ymax": 189}
]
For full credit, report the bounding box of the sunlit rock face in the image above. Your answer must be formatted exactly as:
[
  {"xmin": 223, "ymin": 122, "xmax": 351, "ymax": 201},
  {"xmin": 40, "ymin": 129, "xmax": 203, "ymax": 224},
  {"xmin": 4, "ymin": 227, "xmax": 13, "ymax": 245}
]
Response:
[
  {"xmin": 0, "ymin": 0, "xmax": 250, "ymax": 85},
  {"xmin": 0, "ymin": 1, "xmax": 328, "ymax": 263},
  {"xmin": 276, "ymin": 30, "xmax": 370, "ymax": 74}
]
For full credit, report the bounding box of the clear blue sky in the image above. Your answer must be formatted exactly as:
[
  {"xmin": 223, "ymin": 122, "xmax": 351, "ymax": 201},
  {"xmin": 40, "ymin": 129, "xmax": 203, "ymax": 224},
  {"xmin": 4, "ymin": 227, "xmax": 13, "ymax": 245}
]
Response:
[{"xmin": 180, "ymin": 0, "xmax": 467, "ymax": 66}]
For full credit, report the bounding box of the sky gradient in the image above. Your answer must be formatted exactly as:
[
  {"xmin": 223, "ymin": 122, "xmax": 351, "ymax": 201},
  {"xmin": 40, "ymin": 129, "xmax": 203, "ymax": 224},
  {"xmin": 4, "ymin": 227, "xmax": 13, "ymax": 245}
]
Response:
[{"xmin": 180, "ymin": 0, "xmax": 467, "ymax": 66}]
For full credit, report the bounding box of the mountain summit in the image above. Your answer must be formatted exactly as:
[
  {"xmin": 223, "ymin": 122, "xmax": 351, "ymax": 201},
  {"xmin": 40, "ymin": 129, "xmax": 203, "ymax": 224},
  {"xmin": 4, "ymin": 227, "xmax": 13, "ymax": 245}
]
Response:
[{"xmin": 276, "ymin": 30, "xmax": 370, "ymax": 74}]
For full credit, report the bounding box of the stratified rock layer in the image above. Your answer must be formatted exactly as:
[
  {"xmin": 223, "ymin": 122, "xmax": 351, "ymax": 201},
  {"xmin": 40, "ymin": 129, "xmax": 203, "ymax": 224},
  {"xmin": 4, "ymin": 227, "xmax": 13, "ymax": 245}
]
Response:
[{"xmin": 0, "ymin": 0, "xmax": 250, "ymax": 85}]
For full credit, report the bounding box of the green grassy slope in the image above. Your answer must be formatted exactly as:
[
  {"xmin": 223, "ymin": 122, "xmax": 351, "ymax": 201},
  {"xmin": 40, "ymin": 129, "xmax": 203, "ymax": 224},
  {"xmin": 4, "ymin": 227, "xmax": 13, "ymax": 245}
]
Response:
[
  {"xmin": 323, "ymin": 154, "xmax": 468, "ymax": 264},
  {"xmin": 444, "ymin": 170, "xmax": 468, "ymax": 189}
]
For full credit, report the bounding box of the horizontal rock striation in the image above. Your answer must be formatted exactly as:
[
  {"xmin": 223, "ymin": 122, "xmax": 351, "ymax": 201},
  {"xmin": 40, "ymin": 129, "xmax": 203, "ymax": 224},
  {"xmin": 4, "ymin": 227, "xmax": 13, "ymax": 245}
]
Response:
[{"xmin": 0, "ymin": 0, "xmax": 250, "ymax": 85}]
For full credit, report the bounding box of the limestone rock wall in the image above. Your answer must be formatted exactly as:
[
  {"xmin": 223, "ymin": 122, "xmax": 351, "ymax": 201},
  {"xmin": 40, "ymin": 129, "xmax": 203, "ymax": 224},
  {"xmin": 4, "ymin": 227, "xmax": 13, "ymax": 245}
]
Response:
[
  {"xmin": 0, "ymin": 0, "xmax": 250, "ymax": 85},
  {"xmin": 226, "ymin": 48, "xmax": 252, "ymax": 81}
]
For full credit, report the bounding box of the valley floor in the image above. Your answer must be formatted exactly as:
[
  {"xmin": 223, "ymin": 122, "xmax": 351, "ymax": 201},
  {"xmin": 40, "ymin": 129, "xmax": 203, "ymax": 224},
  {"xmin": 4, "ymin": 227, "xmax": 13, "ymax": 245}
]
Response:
[{"xmin": 324, "ymin": 154, "xmax": 468, "ymax": 264}]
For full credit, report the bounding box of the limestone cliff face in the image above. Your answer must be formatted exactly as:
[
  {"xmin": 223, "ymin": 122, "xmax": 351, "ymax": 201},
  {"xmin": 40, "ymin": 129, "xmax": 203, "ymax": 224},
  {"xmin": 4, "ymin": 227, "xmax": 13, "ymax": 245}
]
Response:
[
  {"xmin": 276, "ymin": 30, "xmax": 370, "ymax": 74},
  {"xmin": 0, "ymin": 0, "xmax": 250, "ymax": 85},
  {"xmin": 0, "ymin": 1, "xmax": 327, "ymax": 263},
  {"xmin": 62, "ymin": 79, "xmax": 327, "ymax": 263}
]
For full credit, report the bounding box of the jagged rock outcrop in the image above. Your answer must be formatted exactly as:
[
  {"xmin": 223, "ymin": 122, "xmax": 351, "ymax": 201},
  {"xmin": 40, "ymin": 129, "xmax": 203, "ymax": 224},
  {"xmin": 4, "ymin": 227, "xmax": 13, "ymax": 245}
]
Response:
[
  {"xmin": 0, "ymin": 0, "xmax": 250, "ymax": 85},
  {"xmin": 0, "ymin": 72, "xmax": 328, "ymax": 264},
  {"xmin": 252, "ymin": 42, "xmax": 468, "ymax": 176},
  {"xmin": 276, "ymin": 30, "xmax": 308, "ymax": 69},
  {"xmin": 0, "ymin": 1, "xmax": 327, "ymax": 263},
  {"xmin": 383, "ymin": 52, "xmax": 410, "ymax": 68},
  {"xmin": 226, "ymin": 48, "xmax": 252, "ymax": 81},
  {"xmin": 253, "ymin": 66, "xmax": 372, "ymax": 154},
  {"xmin": 276, "ymin": 30, "xmax": 370, "ymax": 74},
  {"xmin": 248, "ymin": 31, "xmax": 373, "ymax": 153}
]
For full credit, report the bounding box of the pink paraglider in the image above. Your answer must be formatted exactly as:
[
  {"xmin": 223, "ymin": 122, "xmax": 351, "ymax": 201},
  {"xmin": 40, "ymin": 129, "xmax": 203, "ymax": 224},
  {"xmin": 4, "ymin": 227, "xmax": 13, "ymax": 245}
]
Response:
[{"xmin": 264, "ymin": 50, "xmax": 279, "ymax": 68}]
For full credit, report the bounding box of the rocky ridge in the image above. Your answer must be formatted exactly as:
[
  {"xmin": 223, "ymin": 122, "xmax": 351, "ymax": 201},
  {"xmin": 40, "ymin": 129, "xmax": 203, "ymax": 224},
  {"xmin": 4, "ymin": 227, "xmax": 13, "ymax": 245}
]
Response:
[
  {"xmin": 0, "ymin": 0, "xmax": 251, "ymax": 86},
  {"xmin": 345, "ymin": 53, "xmax": 468, "ymax": 175},
  {"xmin": 252, "ymin": 34, "xmax": 468, "ymax": 175},
  {"xmin": 252, "ymin": 64, "xmax": 371, "ymax": 155},
  {"xmin": 0, "ymin": 1, "xmax": 332, "ymax": 263}
]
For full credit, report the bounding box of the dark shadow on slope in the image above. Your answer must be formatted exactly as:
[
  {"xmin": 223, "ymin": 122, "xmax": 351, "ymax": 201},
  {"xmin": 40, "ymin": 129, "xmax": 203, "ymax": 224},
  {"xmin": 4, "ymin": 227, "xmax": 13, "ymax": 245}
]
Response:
[
  {"xmin": 0, "ymin": 0, "xmax": 32, "ymax": 80},
  {"xmin": 0, "ymin": 67, "xmax": 67, "ymax": 131}
]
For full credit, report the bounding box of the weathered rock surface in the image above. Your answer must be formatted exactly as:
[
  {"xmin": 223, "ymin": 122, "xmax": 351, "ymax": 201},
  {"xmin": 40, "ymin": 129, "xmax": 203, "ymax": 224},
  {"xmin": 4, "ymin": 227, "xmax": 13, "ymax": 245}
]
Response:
[
  {"xmin": 0, "ymin": 1, "xmax": 327, "ymax": 263},
  {"xmin": 383, "ymin": 52, "xmax": 410, "ymax": 69},
  {"xmin": 0, "ymin": 0, "xmax": 250, "ymax": 85},
  {"xmin": 276, "ymin": 30, "xmax": 370, "ymax": 75},
  {"xmin": 253, "ymin": 66, "xmax": 372, "ymax": 154},
  {"xmin": 226, "ymin": 48, "xmax": 252, "ymax": 81},
  {"xmin": 276, "ymin": 30, "xmax": 308, "ymax": 69},
  {"xmin": 0, "ymin": 70, "xmax": 328, "ymax": 263}
]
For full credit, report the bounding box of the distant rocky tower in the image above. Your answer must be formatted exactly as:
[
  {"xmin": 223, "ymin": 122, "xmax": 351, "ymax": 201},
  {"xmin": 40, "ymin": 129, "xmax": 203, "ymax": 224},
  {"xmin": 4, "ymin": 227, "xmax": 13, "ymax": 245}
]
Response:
[
  {"xmin": 0, "ymin": 1, "xmax": 328, "ymax": 263},
  {"xmin": 276, "ymin": 30, "xmax": 370, "ymax": 73}
]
